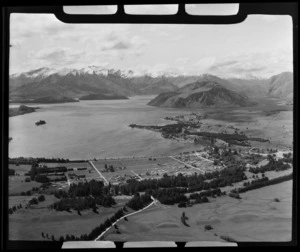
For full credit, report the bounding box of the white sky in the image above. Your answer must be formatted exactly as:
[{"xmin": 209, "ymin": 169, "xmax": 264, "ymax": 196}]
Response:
[{"xmin": 10, "ymin": 7, "xmax": 293, "ymax": 78}]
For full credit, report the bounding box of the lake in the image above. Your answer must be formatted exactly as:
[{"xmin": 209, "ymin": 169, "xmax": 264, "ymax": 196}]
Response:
[{"xmin": 9, "ymin": 96, "xmax": 203, "ymax": 160}]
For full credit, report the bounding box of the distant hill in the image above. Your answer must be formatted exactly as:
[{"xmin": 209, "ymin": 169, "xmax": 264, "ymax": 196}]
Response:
[
  {"xmin": 79, "ymin": 93, "xmax": 128, "ymax": 100},
  {"xmin": 226, "ymin": 78, "xmax": 269, "ymax": 98},
  {"xmin": 267, "ymin": 72, "xmax": 293, "ymax": 101},
  {"xmin": 148, "ymin": 76, "xmax": 257, "ymax": 108}
]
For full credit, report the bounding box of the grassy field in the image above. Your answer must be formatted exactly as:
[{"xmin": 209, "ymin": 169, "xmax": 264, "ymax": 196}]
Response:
[
  {"xmin": 9, "ymin": 196, "xmax": 128, "ymax": 240},
  {"xmin": 103, "ymin": 180, "xmax": 292, "ymax": 242},
  {"xmin": 9, "ymin": 175, "xmax": 42, "ymax": 196},
  {"xmin": 9, "ymin": 164, "xmax": 31, "ymax": 175}
]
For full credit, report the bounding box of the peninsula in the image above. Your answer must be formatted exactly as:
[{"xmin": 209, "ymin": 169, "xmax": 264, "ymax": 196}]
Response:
[
  {"xmin": 10, "ymin": 96, "xmax": 79, "ymax": 104},
  {"xmin": 9, "ymin": 105, "xmax": 40, "ymax": 117}
]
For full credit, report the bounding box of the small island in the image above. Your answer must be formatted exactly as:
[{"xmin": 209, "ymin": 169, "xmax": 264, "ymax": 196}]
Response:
[
  {"xmin": 79, "ymin": 93, "xmax": 129, "ymax": 100},
  {"xmin": 35, "ymin": 120, "xmax": 46, "ymax": 126},
  {"xmin": 9, "ymin": 105, "xmax": 40, "ymax": 117},
  {"xmin": 10, "ymin": 96, "xmax": 79, "ymax": 104}
]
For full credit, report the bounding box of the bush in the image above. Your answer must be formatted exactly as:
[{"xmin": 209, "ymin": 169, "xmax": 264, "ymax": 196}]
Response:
[
  {"xmin": 38, "ymin": 195, "xmax": 45, "ymax": 202},
  {"xmin": 29, "ymin": 197, "xmax": 38, "ymax": 205},
  {"xmin": 220, "ymin": 235, "xmax": 237, "ymax": 242},
  {"xmin": 228, "ymin": 192, "xmax": 241, "ymax": 199},
  {"xmin": 35, "ymin": 174, "xmax": 49, "ymax": 183},
  {"xmin": 178, "ymin": 201, "xmax": 187, "ymax": 208},
  {"xmin": 9, "ymin": 169, "xmax": 15, "ymax": 176},
  {"xmin": 204, "ymin": 225, "xmax": 213, "ymax": 230},
  {"xmin": 274, "ymin": 198, "xmax": 280, "ymax": 202}
]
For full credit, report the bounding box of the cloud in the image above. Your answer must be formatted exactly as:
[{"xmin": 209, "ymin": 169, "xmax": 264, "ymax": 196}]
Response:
[
  {"xmin": 102, "ymin": 41, "xmax": 131, "ymax": 51},
  {"xmin": 208, "ymin": 60, "xmax": 238, "ymax": 71},
  {"xmin": 100, "ymin": 35, "xmax": 149, "ymax": 62},
  {"xmin": 31, "ymin": 47, "xmax": 86, "ymax": 66},
  {"xmin": 175, "ymin": 57, "xmax": 190, "ymax": 65},
  {"xmin": 202, "ymin": 50, "xmax": 293, "ymax": 78}
]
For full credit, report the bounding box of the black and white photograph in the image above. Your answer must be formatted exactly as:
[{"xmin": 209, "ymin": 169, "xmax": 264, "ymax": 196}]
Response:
[{"xmin": 5, "ymin": 3, "xmax": 296, "ymax": 248}]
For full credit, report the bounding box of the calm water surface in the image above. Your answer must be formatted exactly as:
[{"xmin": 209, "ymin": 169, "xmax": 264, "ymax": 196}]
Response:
[{"xmin": 9, "ymin": 96, "xmax": 202, "ymax": 159}]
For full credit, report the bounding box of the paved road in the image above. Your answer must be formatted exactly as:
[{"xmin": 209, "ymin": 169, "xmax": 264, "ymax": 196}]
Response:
[
  {"xmin": 95, "ymin": 196, "xmax": 156, "ymax": 241},
  {"xmin": 89, "ymin": 161, "xmax": 109, "ymax": 186},
  {"xmin": 169, "ymin": 156, "xmax": 205, "ymax": 174}
]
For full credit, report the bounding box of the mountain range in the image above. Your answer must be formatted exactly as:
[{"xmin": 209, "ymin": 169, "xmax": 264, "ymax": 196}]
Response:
[{"xmin": 9, "ymin": 66, "xmax": 293, "ymax": 107}]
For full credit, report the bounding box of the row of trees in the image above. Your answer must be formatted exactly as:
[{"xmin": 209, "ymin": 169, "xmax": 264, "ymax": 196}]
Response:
[
  {"xmin": 112, "ymin": 166, "xmax": 247, "ymax": 197},
  {"xmin": 29, "ymin": 195, "xmax": 45, "ymax": 205},
  {"xmin": 233, "ymin": 173, "xmax": 292, "ymax": 194},
  {"xmin": 51, "ymin": 195, "xmax": 116, "ymax": 212},
  {"xmin": 248, "ymin": 158, "xmax": 291, "ymax": 174},
  {"xmin": 151, "ymin": 188, "xmax": 188, "ymax": 205},
  {"xmin": 9, "ymin": 157, "xmax": 71, "ymax": 165},
  {"xmin": 8, "ymin": 204, "xmax": 22, "ymax": 214},
  {"xmin": 126, "ymin": 193, "xmax": 152, "ymax": 210},
  {"xmin": 68, "ymin": 180, "xmax": 111, "ymax": 197},
  {"xmin": 51, "ymin": 180, "xmax": 116, "ymax": 211},
  {"xmin": 189, "ymin": 188, "xmax": 222, "ymax": 199}
]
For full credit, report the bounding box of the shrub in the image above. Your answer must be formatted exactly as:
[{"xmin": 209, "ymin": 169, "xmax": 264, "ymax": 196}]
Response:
[
  {"xmin": 228, "ymin": 192, "xmax": 241, "ymax": 199},
  {"xmin": 38, "ymin": 195, "xmax": 45, "ymax": 202},
  {"xmin": 35, "ymin": 174, "xmax": 49, "ymax": 183},
  {"xmin": 178, "ymin": 201, "xmax": 187, "ymax": 208},
  {"xmin": 29, "ymin": 197, "xmax": 38, "ymax": 205},
  {"xmin": 204, "ymin": 225, "xmax": 213, "ymax": 230},
  {"xmin": 274, "ymin": 198, "xmax": 280, "ymax": 202},
  {"xmin": 220, "ymin": 235, "xmax": 237, "ymax": 242}
]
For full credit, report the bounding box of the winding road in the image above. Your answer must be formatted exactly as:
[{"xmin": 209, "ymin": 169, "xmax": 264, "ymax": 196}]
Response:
[{"xmin": 95, "ymin": 196, "xmax": 157, "ymax": 241}]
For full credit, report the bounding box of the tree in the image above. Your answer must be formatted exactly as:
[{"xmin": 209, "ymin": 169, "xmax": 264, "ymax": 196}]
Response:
[
  {"xmin": 41, "ymin": 232, "xmax": 45, "ymax": 238},
  {"xmin": 38, "ymin": 194, "xmax": 45, "ymax": 202},
  {"xmin": 30, "ymin": 162, "xmax": 38, "ymax": 181},
  {"xmin": 204, "ymin": 225, "xmax": 213, "ymax": 231},
  {"xmin": 29, "ymin": 197, "xmax": 38, "ymax": 205},
  {"xmin": 178, "ymin": 201, "xmax": 187, "ymax": 208}
]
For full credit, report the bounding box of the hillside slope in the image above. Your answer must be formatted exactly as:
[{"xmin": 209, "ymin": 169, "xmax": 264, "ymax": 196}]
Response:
[{"xmin": 148, "ymin": 77, "xmax": 257, "ymax": 108}]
